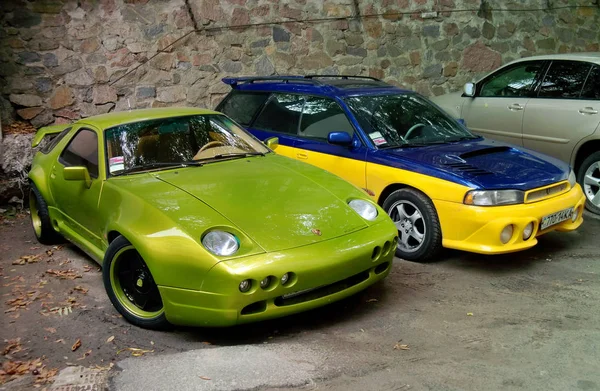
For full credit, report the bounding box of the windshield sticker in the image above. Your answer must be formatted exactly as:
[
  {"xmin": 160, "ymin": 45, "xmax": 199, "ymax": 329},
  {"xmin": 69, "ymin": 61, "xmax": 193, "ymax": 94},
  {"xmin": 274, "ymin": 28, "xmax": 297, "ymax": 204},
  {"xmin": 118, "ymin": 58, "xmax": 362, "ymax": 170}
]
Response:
[
  {"xmin": 109, "ymin": 156, "xmax": 125, "ymax": 173},
  {"xmin": 369, "ymin": 132, "xmax": 387, "ymax": 146}
]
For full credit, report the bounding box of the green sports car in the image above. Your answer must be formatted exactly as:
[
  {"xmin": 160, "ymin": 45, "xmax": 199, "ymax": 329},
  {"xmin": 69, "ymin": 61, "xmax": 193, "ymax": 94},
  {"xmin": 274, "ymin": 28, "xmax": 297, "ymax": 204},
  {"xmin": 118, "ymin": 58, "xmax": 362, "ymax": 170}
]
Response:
[{"xmin": 28, "ymin": 107, "xmax": 397, "ymax": 329}]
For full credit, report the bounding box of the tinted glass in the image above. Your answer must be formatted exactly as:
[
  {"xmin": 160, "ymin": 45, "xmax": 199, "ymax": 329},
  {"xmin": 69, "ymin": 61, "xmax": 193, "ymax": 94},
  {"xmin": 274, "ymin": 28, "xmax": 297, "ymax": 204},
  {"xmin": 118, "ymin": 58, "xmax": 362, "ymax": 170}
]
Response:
[
  {"xmin": 253, "ymin": 94, "xmax": 304, "ymax": 134},
  {"xmin": 40, "ymin": 127, "xmax": 71, "ymax": 154},
  {"xmin": 480, "ymin": 62, "xmax": 543, "ymax": 97},
  {"xmin": 581, "ymin": 65, "xmax": 600, "ymax": 100},
  {"xmin": 345, "ymin": 94, "xmax": 476, "ymax": 148},
  {"xmin": 219, "ymin": 92, "xmax": 269, "ymax": 126},
  {"xmin": 105, "ymin": 114, "xmax": 269, "ymax": 175},
  {"xmin": 538, "ymin": 61, "xmax": 591, "ymax": 98},
  {"xmin": 299, "ymin": 97, "xmax": 354, "ymax": 140},
  {"xmin": 60, "ymin": 129, "xmax": 99, "ymax": 177}
]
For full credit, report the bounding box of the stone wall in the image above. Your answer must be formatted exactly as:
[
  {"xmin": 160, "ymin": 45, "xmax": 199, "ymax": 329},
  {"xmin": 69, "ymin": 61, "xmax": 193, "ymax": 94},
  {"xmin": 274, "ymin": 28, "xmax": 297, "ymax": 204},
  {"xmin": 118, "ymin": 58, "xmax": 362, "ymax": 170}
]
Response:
[
  {"xmin": 1, "ymin": 0, "xmax": 599, "ymax": 129},
  {"xmin": 0, "ymin": 0, "xmax": 599, "ymax": 203}
]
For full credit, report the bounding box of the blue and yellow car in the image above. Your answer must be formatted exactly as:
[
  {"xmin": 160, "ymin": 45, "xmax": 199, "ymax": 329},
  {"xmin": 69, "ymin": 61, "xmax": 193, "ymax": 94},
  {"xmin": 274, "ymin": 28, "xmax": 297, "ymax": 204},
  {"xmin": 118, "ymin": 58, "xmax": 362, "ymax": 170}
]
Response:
[{"xmin": 217, "ymin": 75, "xmax": 586, "ymax": 261}]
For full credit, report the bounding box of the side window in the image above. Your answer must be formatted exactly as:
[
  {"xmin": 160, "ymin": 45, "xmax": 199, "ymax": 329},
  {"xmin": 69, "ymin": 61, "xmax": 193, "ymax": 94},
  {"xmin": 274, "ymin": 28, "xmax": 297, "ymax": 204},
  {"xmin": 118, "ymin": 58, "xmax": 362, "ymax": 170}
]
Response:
[
  {"xmin": 40, "ymin": 127, "xmax": 71, "ymax": 154},
  {"xmin": 59, "ymin": 129, "xmax": 99, "ymax": 178},
  {"xmin": 581, "ymin": 65, "xmax": 600, "ymax": 100},
  {"xmin": 253, "ymin": 93, "xmax": 304, "ymax": 135},
  {"xmin": 480, "ymin": 62, "xmax": 544, "ymax": 97},
  {"xmin": 538, "ymin": 61, "xmax": 591, "ymax": 99},
  {"xmin": 219, "ymin": 91, "xmax": 269, "ymax": 126},
  {"xmin": 299, "ymin": 97, "xmax": 355, "ymax": 140}
]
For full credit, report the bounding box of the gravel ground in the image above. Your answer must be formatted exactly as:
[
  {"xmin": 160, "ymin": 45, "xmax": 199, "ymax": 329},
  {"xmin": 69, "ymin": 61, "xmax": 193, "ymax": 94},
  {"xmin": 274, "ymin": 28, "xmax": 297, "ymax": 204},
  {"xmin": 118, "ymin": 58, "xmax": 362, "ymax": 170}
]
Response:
[{"xmin": 1, "ymin": 212, "xmax": 599, "ymax": 391}]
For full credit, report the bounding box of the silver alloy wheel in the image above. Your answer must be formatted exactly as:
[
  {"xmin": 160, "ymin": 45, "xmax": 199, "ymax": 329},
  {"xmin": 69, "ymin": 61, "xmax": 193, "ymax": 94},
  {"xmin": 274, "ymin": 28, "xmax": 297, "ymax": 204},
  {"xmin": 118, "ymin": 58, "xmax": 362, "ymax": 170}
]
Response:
[
  {"xmin": 389, "ymin": 200, "xmax": 426, "ymax": 253},
  {"xmin": 584, "ymin": 161, "xmax": 600, "ymax": 207}
]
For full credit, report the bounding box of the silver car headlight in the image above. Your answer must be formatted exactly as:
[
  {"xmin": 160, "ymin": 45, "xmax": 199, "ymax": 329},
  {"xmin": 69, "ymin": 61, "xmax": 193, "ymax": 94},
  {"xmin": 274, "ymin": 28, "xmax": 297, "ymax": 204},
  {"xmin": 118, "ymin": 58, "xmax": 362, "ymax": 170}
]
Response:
[
  {"xmin": 464, "ymin": 189, "xmax": 524, "ymax": 206},
  {"xmin": 202, "ymin": 231, "xmax": 239, "ymax": 256},
  {"xmin": 568, "ymin": 170, "xmax": 576, "ymax": 189},
  {"xmin": 348, "ymin": 199, "xmax": 378, "ymax": 221}
]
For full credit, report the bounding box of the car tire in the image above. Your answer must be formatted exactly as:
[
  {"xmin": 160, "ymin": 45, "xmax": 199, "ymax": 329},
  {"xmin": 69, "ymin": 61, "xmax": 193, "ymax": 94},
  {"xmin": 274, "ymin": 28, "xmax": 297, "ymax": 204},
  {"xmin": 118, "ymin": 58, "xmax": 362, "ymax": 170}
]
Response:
[
  {"xmin": 103, "ymin": 236, "xmax": 170, "ymax": 330},
  {"xmin": 29, "ymin": 183, "xmax": 63, "ymax": 245},
  {"xmin": 577, "ymin": 151, "xmax": 600, "ymax": 215},
  {"xmin": 382, "ymin": 188, "xmax": 442, "ymax": 262}
]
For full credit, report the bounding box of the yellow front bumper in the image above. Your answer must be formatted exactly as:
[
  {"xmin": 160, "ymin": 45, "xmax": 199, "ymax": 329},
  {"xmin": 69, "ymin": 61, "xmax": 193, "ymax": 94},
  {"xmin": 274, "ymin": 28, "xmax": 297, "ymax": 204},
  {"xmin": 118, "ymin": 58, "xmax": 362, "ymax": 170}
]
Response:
[{"xmin": 435, "ymin": 184, "xmax": 586, "ymax": 254}]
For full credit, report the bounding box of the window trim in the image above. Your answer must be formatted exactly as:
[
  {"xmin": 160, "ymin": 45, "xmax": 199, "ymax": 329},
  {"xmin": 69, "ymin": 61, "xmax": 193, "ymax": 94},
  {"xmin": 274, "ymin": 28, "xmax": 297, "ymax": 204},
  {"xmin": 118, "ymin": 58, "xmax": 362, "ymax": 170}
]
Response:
[
  {"xmin": 475, "ymin": 60, "xmax": 548, "ymax": 98},
  {"xmin": 534, "ymin": 59, "xmax": 593, "ymax": 100},
  {"xmin": 58, "ymin": 127, "xmax": 100, "ymax": 179}
]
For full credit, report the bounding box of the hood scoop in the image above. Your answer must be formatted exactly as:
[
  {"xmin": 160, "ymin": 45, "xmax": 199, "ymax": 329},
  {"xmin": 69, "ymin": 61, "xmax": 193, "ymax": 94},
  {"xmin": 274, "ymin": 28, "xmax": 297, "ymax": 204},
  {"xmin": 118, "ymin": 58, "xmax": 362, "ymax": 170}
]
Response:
[
  {"xmin": 459, "ymin": 146, "xmax": 512, "ymax": 159},
  {"xmin": 441, "ymin": 161, "xmax": 493, "ymax": 177}
]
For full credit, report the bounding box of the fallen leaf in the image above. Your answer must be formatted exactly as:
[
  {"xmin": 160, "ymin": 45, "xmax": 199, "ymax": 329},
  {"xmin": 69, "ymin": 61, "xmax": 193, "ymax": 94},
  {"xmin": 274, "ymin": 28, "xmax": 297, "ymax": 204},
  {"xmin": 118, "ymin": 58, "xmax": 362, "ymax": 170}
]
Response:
[
  {"xmin": 366, "ymin": 298, "xmax": 379, "ymax": 303},
  {"xmin": 44, "ymin": 328, "xmax": 56, "ymax": 334},
  {"xmin": 3, "ymin": 339, "xmax": 22, "ymax": 355},
  {"xmin": 77, "ymin": 350, "xmax": 92, "ymax": 360},
  {"xmin": 71, "ymin": 339, "xmax": 81, "ymax": 352},
  {"xmin": 106, "ymin": 336, "xmax": 115, "ymax": 343},
  {"xmin": 116, "ymin": 347, "xmax": 154, "ymax": 357},
  {"xmin": 55, "ymin": 339, "xmax": 64, "ymax": 344},
  {"xmin": 199, "ymin": 376, "xmax": 211, "ymax": 380},
  {"xmin": 467, "ymin": 312, "xmax": 473, "ymax": 316},
  {"xmin": 46, "ymin": 269, "xmax": 82, "ymax": 280},
  {"xmin": 73, "ymin": 285, "xmax": 88, "ymax": 294},
  {"xmin": 46, "ymin": 250, "xmax": 53, "ymax": 257},
  {"xmin": 393, "ymin": 343, "xmax": 410, "ymax": 350}
]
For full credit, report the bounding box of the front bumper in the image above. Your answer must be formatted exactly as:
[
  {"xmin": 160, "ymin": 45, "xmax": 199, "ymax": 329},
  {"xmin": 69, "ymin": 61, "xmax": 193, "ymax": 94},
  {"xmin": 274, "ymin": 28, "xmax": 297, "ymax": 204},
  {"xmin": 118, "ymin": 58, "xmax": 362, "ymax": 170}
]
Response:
[
  {"xmin": 158, "ymin": 220, "xmax": 397, "ymax": 327},
  {"xmin": 435, "ymin": 184, "xmax": 586, "ymax": 254}
]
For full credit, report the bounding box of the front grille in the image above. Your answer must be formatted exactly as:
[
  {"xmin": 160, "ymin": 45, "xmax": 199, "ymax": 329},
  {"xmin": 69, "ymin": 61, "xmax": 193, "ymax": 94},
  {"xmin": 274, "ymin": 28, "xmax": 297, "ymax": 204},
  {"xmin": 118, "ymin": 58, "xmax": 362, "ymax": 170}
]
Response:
[
  {"xmin": 525, "ymin": 181, "xmax": 569, "ymax": 203},
  {"xmin": 274, "ymin": 270, "xmax": 370, "ymax": 307},
  {"xmin": 442, "ymin": 162, "xmax": 493, "ymax": 177}
]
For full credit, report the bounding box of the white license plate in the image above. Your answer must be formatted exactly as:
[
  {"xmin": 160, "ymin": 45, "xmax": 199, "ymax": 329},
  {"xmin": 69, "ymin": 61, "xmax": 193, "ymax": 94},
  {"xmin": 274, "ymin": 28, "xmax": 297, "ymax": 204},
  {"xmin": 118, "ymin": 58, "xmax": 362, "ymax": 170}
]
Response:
[{"xmin": 540, "ymin": 207, "xmax": 573, "ymax": 230}]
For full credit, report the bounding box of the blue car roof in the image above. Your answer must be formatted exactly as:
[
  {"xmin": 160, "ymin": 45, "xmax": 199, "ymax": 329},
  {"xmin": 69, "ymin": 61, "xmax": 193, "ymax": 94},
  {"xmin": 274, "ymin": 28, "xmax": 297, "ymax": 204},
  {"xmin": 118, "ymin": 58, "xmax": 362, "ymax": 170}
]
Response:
[{"xmin": 221, "ymin": 76, "xmax": 413, "ymax": 98}]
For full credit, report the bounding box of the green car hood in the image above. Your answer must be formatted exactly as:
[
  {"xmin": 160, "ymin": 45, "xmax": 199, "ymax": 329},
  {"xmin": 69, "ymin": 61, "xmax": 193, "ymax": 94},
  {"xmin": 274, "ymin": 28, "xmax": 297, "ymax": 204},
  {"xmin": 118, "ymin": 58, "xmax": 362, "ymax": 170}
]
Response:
[{"xmin": 154, "ymin": 154, "xmax": 369, "ymax": 252}]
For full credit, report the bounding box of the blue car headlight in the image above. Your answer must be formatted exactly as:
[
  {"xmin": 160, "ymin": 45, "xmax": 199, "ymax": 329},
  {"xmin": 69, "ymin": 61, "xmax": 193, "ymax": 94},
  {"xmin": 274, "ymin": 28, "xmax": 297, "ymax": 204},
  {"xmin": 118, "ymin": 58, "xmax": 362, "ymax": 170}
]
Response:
[
  {"xmin": 202, "ymin": 231, "xmax": 239, "ymax": 256},
  {"xmin": 348, "ymin": 199, "xmax": 378, "ymax": 221}
]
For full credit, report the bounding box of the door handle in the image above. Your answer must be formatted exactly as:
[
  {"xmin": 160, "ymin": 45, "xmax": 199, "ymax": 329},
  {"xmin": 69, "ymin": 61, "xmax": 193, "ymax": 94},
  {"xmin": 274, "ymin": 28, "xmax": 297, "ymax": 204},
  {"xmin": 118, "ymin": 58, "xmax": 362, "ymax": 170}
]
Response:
[
  {"xmin": 508, "ymin": 103, "xmax": 524, "ymax": 111},
  {"xmin": 296, "ymin": 153, "xmax": 308, "ymax": 159},
  {"xmin": 579, "ymin": 107, "xmax": 598, "ymax": 115}
]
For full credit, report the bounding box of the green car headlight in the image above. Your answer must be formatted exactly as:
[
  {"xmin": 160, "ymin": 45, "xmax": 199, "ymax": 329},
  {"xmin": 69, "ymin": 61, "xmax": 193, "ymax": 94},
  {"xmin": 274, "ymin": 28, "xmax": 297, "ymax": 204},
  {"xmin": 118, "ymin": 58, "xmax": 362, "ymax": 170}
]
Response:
[
  {"xmin": 348, "ymin": 199, "xmax": 378, "ymax": 221},
  {"xmin": 464, "ymin": 189, "xmax": 524, "ymax": 206},
  {"xmin": 568, "ymin": 170, "xmax": 576, "ymax": 188},
  {"xmin": 202, "ymin": 231, "xmax": 239, "ymax": 256}
]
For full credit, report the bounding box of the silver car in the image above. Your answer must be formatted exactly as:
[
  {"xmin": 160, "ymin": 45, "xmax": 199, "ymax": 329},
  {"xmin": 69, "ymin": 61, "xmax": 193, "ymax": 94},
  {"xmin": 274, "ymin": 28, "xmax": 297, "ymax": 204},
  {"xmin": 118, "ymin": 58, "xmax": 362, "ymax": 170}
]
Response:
[{"xmin": 432, "ymin": 53, "xmax": 600, "ymax": 214}]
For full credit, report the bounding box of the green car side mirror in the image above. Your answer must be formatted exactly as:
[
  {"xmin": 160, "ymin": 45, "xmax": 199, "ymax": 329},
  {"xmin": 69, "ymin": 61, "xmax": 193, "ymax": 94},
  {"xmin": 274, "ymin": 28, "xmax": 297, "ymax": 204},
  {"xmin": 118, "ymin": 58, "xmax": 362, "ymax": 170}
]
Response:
[
  {"xmin": 264, "ymin": 137, "xmax": 279, "ymax": 150},
  {"xmin": 64, "ymin": 166, "xmax": 92, "ymax": 188}
]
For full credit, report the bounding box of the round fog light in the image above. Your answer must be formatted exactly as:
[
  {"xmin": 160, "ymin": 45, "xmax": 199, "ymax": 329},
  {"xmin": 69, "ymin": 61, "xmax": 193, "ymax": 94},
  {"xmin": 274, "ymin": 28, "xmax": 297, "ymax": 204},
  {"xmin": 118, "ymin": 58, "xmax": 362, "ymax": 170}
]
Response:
[
  {"xmin": 572, "ymin": 208, "xmax": 579, "ymax": 222},
  {"xmin": 500, "ymin": 225, "xmax": 513, "ymax": 244},
  {"xmin": 281, "ymin": 273, "xmax": 290, "ymax": 285},
  {"xmin": 239, "ymin": 279, "xmax": 251, "ymax": 293},
  {"xmin": 260, "ymin": 276, "xmax": 270, "ymax": 289},
  {"xmin": 523, "ymin": 222, "xmax": 534, "ymax": 240}
]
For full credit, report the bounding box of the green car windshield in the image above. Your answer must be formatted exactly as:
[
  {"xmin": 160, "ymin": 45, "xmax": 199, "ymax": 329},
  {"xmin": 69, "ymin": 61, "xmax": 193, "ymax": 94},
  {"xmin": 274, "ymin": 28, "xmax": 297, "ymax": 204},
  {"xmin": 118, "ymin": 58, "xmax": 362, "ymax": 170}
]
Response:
[
  {"xmin": 105, "ymin": 114, "xmax": 269, "ymax": 175},
  {"xmin": 345, "ymin": 94, "xmax": 478, "ymax": 148}
]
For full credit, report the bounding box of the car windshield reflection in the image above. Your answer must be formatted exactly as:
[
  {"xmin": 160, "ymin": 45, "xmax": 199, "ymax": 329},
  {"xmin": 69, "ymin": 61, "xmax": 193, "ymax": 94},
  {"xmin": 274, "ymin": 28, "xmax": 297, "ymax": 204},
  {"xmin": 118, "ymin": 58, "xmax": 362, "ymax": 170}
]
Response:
[
  {"xmin": 105, "ymin": 114, "xmax": 269, "ymax": 175},
  {"xmin": 345, "ymin": 94, "xmax": 479, "ymax": 149}
]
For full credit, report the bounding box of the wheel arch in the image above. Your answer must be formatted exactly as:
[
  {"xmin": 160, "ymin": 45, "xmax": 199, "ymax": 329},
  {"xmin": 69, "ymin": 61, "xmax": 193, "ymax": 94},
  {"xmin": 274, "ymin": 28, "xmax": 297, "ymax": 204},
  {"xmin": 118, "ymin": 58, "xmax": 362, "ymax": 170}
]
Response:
[
  {"xmin": 378, "ymin": 183, "xmax": 429, "ymax": 206},
  {"xmin": 573, "ymin": 139, "xmax": 600, "ymax": 174}
]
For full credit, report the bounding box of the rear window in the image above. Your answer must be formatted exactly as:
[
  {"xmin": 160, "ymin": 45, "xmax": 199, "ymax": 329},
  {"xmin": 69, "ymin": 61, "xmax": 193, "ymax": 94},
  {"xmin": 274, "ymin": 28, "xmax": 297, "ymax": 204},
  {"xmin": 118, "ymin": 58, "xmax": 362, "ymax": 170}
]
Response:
[
  {"xmin": 581, "ymin": 65, "xmax": 600, "ymax": 100},
  {"xmin": 219, "ymin": 91, "xmax": 269, "ymax": 126},
  {"xmin": 538, "ymin": 61, "xmax": 591, "ymax": 99},
  {"xmin": 40, "ymin": 127, "xmax": 71, "ymax": 154}
]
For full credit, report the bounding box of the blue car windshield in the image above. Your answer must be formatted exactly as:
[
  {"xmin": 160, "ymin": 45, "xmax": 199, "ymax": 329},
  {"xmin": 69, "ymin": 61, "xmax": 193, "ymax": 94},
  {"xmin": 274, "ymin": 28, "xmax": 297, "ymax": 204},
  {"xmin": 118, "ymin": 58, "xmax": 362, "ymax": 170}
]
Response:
[{"xmin": 345, "ymin": 94, "xmax": 478, "ymax": 148}]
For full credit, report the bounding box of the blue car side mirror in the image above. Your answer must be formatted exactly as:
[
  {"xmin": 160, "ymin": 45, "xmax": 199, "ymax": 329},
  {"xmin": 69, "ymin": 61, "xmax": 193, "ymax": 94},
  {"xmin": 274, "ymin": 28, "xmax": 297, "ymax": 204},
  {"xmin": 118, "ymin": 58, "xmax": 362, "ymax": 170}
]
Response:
[
  {"xmin": 457, "ymin": 118, "xmax": 466, "ymax": 126},
  {"xmin": 327, "ymin": 131, "xmax": 353, "ymax": 147}
]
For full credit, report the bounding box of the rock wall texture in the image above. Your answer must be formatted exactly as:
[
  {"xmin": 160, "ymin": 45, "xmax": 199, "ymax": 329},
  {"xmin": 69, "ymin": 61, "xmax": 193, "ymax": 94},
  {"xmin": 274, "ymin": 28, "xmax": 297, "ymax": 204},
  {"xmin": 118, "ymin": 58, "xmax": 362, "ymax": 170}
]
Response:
[
  {"xmin": 0, "ymin": 0, "xmax": 599, "ymax": 203},
  {"xmin": 1, "ymin": 0, "xmax": 599, "ymax": 129}
]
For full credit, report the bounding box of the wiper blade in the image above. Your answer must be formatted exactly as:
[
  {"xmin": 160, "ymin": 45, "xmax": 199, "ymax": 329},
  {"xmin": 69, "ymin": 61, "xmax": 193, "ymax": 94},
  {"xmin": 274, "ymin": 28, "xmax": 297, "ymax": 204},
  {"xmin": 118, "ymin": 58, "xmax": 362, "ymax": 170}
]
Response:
[
  {"xmin": 210, "ymin": 152, "xmax": 266, "ymax": 159},
  {"xmin": 112, "ymin": 162, "xmax": 201, "ymax": 176},
  {"xmin": 446, "ymin": 136, "xmax": 481, "ymax": 142}
]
